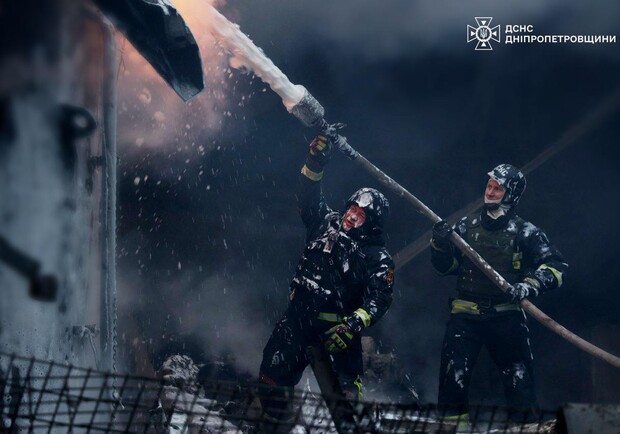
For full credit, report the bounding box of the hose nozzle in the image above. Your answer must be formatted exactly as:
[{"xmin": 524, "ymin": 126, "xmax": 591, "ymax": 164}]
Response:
[{"xmin": 289, "ymin": 87, "xmax": 325, "ymax": 127}]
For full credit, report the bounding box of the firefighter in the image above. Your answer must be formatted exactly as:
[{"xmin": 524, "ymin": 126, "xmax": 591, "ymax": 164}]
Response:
[
  {"xmin": 431, "ymin": 164, "xmax": 568, "ymax": 420},
  {"xmin": 258, "ymin": 135, "xmax": 395, "ymax": 423}
]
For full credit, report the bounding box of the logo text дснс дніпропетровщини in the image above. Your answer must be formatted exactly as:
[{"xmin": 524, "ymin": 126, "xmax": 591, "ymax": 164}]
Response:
[{"xmin": 467, "ymin": 17, "xmax": 616, "ymax": 51}]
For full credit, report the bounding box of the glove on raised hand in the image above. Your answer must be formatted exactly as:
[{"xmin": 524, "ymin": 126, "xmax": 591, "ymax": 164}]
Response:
[{"xmin": 308, "ymin": 135, "xmax": 332, "ymax": 167}]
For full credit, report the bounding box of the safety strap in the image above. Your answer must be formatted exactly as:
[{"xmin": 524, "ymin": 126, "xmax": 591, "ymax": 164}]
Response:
[
  {"xmin": 451, "ymin": 299, "xmax": 480, "ymax": 315},
  {"xmin": 494, "ymin": 303, "xmax": 521, "ymax": 312},
  {"xmin": 317, "ymin": 312, "xmax": 344, "ymax": 322},
  {"xmin": 451, "ymin": 299, "xmax": 520, "ymax": 315}
]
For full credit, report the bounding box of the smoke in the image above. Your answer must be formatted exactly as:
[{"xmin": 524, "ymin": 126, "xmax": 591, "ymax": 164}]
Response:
[
  {"xmin": 115, "ymin": 0, "xmax": 620, "ymax": 161},
  {"xmin": 116, "ymin": 0, "xmax": 235, "ymax": 160},
  {"xmin": 118, "ymin": 267, "xmax": 270, "ymax": 375},
  {"xmin": 116, "ymin": 0, "xmax": 620, "ymax": 406}
]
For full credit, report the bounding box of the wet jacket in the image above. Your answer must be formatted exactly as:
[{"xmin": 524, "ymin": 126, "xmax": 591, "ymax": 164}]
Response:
[
  {"xmin": 431, "ymin": 209, "xmax": 567, "ymax": 304},
  {"xmin": 290, "ymin": 170, "xmax": 394, "ymax": 325}
]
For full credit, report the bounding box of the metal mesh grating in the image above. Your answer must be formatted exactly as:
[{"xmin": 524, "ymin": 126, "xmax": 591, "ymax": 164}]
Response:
[{"xmin": 0, "ymin": 351, "xmax": 556, "ymax": 433}]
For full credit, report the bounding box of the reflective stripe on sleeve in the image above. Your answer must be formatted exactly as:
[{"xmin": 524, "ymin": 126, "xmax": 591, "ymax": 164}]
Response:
[
  {"xmin": 539, "ymin": 264, "xmax": 564, "ymax": 287},
  {"xmin": 353, "ymin": 308, "xmax": 371, "ymax": 328},
  {"xmin": 301, "ymin": 165, "xmax": 323, "ymax": 181}
]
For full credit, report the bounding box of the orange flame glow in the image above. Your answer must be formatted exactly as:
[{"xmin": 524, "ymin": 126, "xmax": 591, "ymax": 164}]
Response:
[{"xmin": 117, "ymin": 0, "xmax": 230, "ymax": 152}]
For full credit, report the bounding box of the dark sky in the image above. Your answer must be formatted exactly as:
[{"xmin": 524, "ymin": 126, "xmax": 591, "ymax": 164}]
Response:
[{"xmin": 117, "ymin": 0, "xmax": 620, "ymax": 407}]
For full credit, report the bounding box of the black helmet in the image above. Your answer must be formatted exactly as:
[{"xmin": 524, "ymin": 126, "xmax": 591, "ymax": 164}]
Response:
[
  {"xmin": 487, "ymin": 164, "xmax": 526, "ymax": 207},
  {"xmin": 345, "ymin": 188, "xmax": 390, "ymax": 230}
]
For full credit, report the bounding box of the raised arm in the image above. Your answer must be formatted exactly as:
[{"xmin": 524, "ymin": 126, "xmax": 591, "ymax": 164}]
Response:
[{"xmin": 298, "ymin": 135, "xmax": 333, "ymax": 235}]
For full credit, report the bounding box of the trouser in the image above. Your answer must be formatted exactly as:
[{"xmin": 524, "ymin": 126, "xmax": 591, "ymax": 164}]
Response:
[
  {"xmin": 258, "ymin": 303, "xmax": 363, "ymax": 420},
  {"xmin": 438, "ymin": 312, "xmax": 537, "ymax": 415}
]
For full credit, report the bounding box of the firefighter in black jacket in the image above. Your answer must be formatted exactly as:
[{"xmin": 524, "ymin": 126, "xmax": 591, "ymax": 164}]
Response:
[
  {"xmin": 258, "ymin": 136, "xmax": 395, "ymax": 422},
  {"xmin": 431, "ymin": 164, "xmax": 567, "ymax": 419}
]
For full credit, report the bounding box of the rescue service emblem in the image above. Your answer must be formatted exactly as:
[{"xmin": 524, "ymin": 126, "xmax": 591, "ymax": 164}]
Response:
[{"xmin": 386, "ymin": 269, "xmax": 394, "ymax": 285}]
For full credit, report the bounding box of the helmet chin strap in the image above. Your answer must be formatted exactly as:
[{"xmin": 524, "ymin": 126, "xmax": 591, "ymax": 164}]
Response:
[{"xmin": 484, "ymin": 197, "xmax": 510, "ymax": 219}]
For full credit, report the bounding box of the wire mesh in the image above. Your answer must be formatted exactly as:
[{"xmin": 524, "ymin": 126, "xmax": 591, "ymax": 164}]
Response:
[{"xmin": 0, "ymin": 351, "xmax": 557, "ymax": 433}]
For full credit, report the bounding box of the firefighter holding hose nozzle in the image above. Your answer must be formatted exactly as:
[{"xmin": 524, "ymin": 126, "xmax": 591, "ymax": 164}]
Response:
[
  {"xmin": 431, "ymin": 164, "xmax": 568, "ymax": 422},
  {"xmin": 257, "ymin": 135, "xmax": 395, "ymax": 427}
]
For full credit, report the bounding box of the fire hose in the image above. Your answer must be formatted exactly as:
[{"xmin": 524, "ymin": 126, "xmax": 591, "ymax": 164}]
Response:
[{"xmin": 201, "ymin": 3, "xmax": 620, "ymax": 370}]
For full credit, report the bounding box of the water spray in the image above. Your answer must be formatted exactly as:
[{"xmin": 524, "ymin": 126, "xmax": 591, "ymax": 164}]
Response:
[{"xmin": 202, "ymin": 4, "xmax": 620, "ymax": 370}]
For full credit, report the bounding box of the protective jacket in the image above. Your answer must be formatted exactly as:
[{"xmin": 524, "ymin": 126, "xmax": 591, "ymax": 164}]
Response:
[
  {"xmin": 258, "ymin": 154, "xmax": 394, "ymax": 420},
  {"xmin": 292, "ymin": 171, "xmax": 394, "ymax": 325},
  {"xmin": 432, "ymin": 208, "xmax": 568, "ymax": 412},
  {"xmin": 431, "ymin": 209, "xmax": 567, "ymax": 306}
]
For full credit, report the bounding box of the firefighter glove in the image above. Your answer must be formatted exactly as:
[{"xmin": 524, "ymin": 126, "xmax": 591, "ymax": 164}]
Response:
[
  {"xmin": 431, "ymin": 220, "xmax": 453, "ymax": 250},
  {"xmin": 308, "ymin": 135, "xmax": 332, "ymax": 167},
  {"xmin": 324, "ymin": 311, "xmax": 367, "ymax": 353},
  {"xmin": 324, "ymin": 322, "xmax": 354, "ymax": 353},
  {"xmin": 507, "ymin": 278, "xmax": 540, "ymax": 303}
]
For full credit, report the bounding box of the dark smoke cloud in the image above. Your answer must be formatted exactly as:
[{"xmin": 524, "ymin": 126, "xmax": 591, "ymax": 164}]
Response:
[{"xmin": 118, "ymin": 0, "xmax": 620, "ymax": 407}]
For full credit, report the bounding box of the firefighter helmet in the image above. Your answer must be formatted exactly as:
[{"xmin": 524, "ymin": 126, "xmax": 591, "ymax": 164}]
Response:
[
  {"xmin": 487, "ymin": 164, "xmax": 526, "ymax": 207},
  {"xmin": 345, "ymin": 188, "xmax": 390, "ymax": 229}
]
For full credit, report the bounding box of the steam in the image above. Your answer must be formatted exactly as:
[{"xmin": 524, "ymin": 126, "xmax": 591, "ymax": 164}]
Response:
[
  {"xmin": 116, "ymin": 0, "xmax": 231, "ymax": 155},
  {"xmin": 201, "ymin": 3, "xmax": 305, "ymax": 111},
  {"xmin": 118, "ymin": 265, "xmax": 271, "ymax": 375}
]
